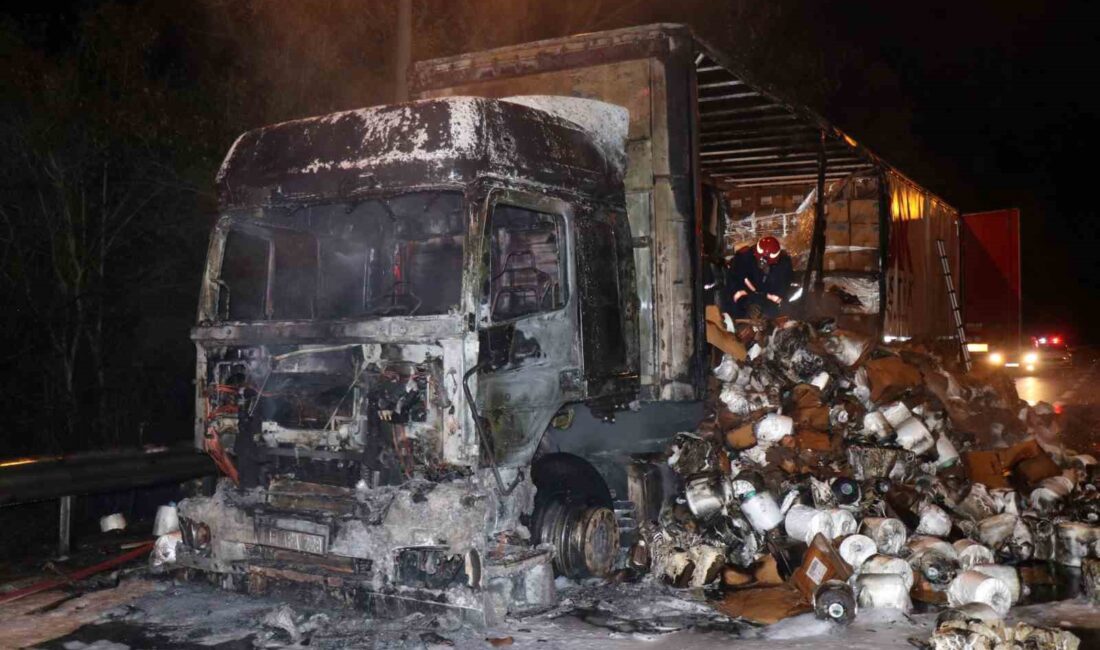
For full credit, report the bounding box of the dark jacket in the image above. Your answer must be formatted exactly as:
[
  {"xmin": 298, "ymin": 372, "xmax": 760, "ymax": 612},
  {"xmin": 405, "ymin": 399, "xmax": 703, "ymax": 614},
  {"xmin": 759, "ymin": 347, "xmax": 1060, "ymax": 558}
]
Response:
[{"xmin": 725, "ymin": 245, "xmax": 794, "ymax": 308}]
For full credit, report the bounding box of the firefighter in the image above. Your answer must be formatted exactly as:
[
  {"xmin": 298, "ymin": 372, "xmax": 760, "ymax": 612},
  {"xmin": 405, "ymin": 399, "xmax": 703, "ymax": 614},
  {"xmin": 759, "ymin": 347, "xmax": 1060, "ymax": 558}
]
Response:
[{"xmin": 724, "ymin": 236, "xmax": 793, "ymax": 319}]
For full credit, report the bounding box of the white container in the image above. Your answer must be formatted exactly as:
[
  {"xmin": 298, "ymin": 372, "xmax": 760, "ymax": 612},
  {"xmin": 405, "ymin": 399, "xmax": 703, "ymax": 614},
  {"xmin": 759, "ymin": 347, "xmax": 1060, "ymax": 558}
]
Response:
[
  {"xmin": 956, "ymin": 484, "xmax": 998, "ymax": 521},
  {"xmin": 989, "ymin": 489, "xmax": 1022, "ymax": 515},
  {"xmin": 862, "ymin": 411, "xmax": 891, "ymax": 439},
  {"xmin": 828, "ymin": 508, "xmax": 858, "ymax": 539},
  {"xmin": 714, "ymin": 355, "xmax": 739, "ymax": 382},
  {"xmin": 785, "ymin": 504, "xmax": 833, "ymax": 544},
  {"xmin": 972, "ymin": 564, "xmax": 1021, "ymax": 603},
  {"xmin": 935, "ymin": 434, "xmax": 960, "ymax": 468},
  {"xmin": 978, "ymin": 513, "xmax": 1021, "ymax": 550},
  {"xmin": 1055, "ymin": 521, "xmax": 1096, "ymax": 567},
  {"xmin": 811, "ymin": 371, "xmax": 831, "ymax": 391},
  {"xmin": 915, "ymin": 503, "xmax": 952, "ymax": 537},
  {"xmin": 839, "ymin": 534, "xmax": 877, "ymax": 570},
  {"xmin": 954, "ymin": 539, "xmax": 995, "ymax": 571},
  {"xmin": 895, "ymin": 417, "xmax": 936, "ymax": 455},
  {"xmin": 154, "ymin": 504, "xmax": 180, "ymax": 536},
  {"xmin": 754, "ymin": 413, "xmax": 794, "ymax": 443},
  {"xmin": 880, "ymin": 402, "xmax": 912, "ymax": 428},
  {"xmin": 151, "ymin": 531, "xmax": 182, "ymax": 568},
  {"xmin": 720, "ymin": 384, "xmax": 751, "ymax": 415},
  {"xmin": 860, "ymin": 554, "xmax": 915, "ymax": 590},
  {"xmin": 854, "ymin": 573, "xmax": 912, "ymax": 612},
  {"xmin": 861, "ymin": 517, "xmax": 907, "ymax": 556},
  {"xmin": 946, "ymin": 570, "xmax": 1013, "ymax": 617},
  {"xmin": 99, "ymin": 512, "xmax": 127, "ymax": 533},
  {"xmin": 741, "ymin": 491, "xmax": 784, "ymax": 533},
  {"xmin": 908, "ymin": 535, "xmax": 958, "ymax": 560}
]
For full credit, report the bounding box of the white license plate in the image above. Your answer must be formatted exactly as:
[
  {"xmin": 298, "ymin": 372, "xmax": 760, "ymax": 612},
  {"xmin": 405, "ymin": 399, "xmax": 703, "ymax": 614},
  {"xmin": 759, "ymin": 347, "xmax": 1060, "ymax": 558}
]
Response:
[{"xmin": 257, "ymin": 527, "xmax": 327, "ymax": 555}]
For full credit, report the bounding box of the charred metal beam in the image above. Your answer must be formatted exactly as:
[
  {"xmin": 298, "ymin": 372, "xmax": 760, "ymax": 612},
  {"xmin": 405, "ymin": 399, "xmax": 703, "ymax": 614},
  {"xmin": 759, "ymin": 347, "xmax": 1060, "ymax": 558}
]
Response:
[
  {"xmin": 803, "ymin": 130, "xmax": 829, "ymax": 303},
  {"xmin": 697, "ymin": 79, "xmax": 746, "ymax": 90},
  {"xmin": 709, "ymin": 168, "xmax": 864, "ymax": 184},
  {"xmin": 698, "ymin": 114, "xmax": 804, "ymax": 131},
  {"xmin": 701, "ymin": 158, "xmax": 863, "ymax": 172},
  {"xmin": 697, "ymin": 91, "xmax": 762, "ymax": 103},
  {"xmin": 700, "ymin": 151, "xmax": 860, "ymax": 164},
  {"xmin": 699, "ymin": 104, "xmax": 792, "ymax": 118},
  {"xmin": 699, "ymin": 134, "xmax": 840, "ymax": 150}
]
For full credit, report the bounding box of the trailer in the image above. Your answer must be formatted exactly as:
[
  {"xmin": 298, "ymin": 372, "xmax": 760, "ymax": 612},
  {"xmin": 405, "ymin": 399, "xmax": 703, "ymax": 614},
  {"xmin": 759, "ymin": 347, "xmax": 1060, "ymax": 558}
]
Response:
[
  {"xmin": 412, "ymin": 24, "xmax": 962, "ymax": 346},
  {"xmin": 173, "ymin": 24, "xmax": 963, "ymax": 623},
  {"xmin": 960, "ymin": 208, "xmax": 1022, "ymax": 367}
]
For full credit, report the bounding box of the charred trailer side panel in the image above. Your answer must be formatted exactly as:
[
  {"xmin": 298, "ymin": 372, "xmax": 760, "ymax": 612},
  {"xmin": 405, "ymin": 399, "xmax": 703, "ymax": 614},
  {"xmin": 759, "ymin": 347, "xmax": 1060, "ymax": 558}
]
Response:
[{"xmin": 412, "ymin": 24, "xmax": 704, "ymax": 404}]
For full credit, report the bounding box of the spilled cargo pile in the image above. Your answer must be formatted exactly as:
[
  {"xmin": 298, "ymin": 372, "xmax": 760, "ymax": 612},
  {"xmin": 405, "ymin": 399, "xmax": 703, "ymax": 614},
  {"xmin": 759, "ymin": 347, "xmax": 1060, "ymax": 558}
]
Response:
[{"xmin": 631, "ymin": 318, "xmax": 1095, "ymax": 643}]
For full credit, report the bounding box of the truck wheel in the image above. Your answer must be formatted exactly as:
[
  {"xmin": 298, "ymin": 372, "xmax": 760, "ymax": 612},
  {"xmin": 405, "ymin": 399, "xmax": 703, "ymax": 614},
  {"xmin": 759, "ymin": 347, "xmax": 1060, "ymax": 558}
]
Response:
[{"xmin": 530, "ymin": 453, "xmax": 619, "ymax": 578}]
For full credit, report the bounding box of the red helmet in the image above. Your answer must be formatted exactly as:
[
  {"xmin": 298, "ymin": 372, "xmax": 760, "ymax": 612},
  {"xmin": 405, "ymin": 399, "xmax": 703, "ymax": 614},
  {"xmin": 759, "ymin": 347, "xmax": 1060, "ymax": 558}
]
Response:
[{"xmin": 754, "ymin": 236, "xmax": 782, "ymax": 264}]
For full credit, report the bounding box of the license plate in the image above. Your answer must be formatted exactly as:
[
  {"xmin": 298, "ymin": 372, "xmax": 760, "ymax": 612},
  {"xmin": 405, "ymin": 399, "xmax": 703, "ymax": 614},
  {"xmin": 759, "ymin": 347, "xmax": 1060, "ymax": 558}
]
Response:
[{"xmin": 257, "ymin": 527, "xmax": 327, "ymax": 555}]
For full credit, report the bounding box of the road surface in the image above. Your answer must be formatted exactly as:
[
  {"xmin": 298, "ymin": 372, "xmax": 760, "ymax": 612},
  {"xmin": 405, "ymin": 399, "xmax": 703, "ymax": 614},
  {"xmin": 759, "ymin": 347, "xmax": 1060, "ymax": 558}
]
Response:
[{"xmin": 1014, "ymin": 345, "xmax": 1100, "ymax": 455}]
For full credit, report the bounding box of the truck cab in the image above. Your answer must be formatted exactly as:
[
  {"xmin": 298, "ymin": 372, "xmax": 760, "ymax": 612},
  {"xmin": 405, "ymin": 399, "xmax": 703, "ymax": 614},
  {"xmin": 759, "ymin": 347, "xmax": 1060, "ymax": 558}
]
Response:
[{"xmin": 179, "ymin": 97, "xmax": 637, "ymax": 622}]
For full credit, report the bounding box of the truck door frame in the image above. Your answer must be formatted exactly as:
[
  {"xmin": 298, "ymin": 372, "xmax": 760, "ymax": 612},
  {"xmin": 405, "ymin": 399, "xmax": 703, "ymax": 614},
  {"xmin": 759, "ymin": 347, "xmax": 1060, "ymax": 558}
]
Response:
[{"xmin": 472, "ymin": 185, "xmax": 583, "ymax": 467}]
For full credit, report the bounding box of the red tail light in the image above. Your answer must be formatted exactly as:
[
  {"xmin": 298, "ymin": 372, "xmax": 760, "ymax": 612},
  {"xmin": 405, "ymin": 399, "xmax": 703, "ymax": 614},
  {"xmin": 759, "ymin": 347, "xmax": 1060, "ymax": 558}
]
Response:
[{"xmin": 1052, "ymin": 336, "xmax": 1062, "ymax": 345}]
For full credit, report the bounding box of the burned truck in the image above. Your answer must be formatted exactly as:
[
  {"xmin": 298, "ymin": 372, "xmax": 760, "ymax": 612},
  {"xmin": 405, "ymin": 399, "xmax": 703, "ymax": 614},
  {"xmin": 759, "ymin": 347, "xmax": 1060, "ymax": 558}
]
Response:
[
  {"xmin": 177, "ymin": 24, "xmax": 961, "ymax": 621},
  {"xmin": 179, "ymin": 97, "xmax": 638, "ymax": 621}
]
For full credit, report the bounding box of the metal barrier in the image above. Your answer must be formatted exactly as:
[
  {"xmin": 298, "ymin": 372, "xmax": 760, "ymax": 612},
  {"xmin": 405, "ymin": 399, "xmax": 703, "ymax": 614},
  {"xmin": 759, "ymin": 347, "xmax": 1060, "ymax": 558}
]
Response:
[{"xmin": 0, "ymin": 447, "xmax": 215, "ymax": 556}]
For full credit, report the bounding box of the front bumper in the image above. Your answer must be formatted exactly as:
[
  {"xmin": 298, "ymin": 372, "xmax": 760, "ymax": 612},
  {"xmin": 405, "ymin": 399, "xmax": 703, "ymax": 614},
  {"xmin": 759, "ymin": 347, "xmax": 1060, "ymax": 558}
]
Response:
[{"xmin": 174, "ymin": 476, "xmax": 554, "ymax": 624}]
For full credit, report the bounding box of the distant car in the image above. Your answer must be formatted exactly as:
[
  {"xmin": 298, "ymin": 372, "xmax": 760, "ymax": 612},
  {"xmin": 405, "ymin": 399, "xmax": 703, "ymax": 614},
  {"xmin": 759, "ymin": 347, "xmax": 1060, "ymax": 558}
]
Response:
[
  {"xmin": 966, "ymin": 340, "xmax": 1039, "ymax": 374},
  {"xmin": 1031, "ymin": 334, "xmax": 1073, "ymax": 368},
  {"xmin": 968, "ymin": 334, "xmax": 1072, "ymax": 374}
]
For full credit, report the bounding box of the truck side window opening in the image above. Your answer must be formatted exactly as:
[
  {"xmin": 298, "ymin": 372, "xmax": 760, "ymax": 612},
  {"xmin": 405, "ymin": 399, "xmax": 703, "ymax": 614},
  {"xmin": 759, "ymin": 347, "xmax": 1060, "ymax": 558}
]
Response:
[
  {"xmin": 220, "ymin": 230, "xmax": 269, "ymax": 321},
  {"xmin": 488, "ymin": 204, "xmax": 565, "ymax": 322}
]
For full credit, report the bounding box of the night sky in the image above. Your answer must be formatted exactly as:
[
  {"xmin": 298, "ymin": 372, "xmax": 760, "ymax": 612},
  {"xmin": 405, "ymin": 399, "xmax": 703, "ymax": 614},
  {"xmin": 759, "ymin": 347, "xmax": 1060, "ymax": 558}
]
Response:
[
  {"xmin": 1, "ymin": 1, "xmax": 1098, "ymax": 455},
  {"xmin": 829, "ymin": 0, "xmax": 1100, "ymax": 340}
]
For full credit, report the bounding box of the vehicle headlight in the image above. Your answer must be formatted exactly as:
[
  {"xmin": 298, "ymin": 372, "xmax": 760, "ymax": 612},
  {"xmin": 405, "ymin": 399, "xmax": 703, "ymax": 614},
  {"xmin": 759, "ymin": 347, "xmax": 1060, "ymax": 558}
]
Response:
[
  {"xmin": 1024, "ymin": 352, "xmax": 1038, "ymax": 364},
  {"xmin": 988, "ymin": 352, "xmax": 1004, "ymax": 365}
]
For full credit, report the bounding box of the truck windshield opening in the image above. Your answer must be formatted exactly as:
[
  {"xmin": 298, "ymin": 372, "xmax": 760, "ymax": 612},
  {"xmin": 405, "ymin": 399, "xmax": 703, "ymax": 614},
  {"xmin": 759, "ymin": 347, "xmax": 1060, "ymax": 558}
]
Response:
[{"xmin": 217, "ymin": 190, "xmax": 464, "ymax": 321}]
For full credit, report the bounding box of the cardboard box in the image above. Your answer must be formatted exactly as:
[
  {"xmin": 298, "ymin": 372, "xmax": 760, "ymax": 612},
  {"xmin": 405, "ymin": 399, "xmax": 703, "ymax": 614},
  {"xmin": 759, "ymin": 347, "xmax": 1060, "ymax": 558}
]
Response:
[
  {"xmin": 850, "ymin": 223, "xmax": 880, "ymax": 247},
  {"xmin": 791, "ymin": 429, "xmax": 833, "ymax": 451},
  {"xmin": 849, "ymin": 199, "xmax": 879, "ymax": 224},
  {"xmin": 849, "ymin": 250, "xmax": 879, "ymax": 272},
  {"xmin": 825, "ymin": 222, "xmax": 850, "ymax": 246},
  {"xmin": 705, "ymin": 305, "xmax": 747, "ymax": 360},
  {"xmin": 790, "ymin": 533, "xmax": 853, "ymax": 601},
  {"xmin": 962, "ymin": 450, "xmax": 1010, "ymax": 488},
  {"xmin": 725, "ymin": 422, "xmax": 757, "ymax": 450},
  {"xmin": 864, "ymin": 355, "xmax": 922, "ymax": 402},
  {"xmin": 711, "ymin": 585, "xmax": 810, "ymax": 624}
]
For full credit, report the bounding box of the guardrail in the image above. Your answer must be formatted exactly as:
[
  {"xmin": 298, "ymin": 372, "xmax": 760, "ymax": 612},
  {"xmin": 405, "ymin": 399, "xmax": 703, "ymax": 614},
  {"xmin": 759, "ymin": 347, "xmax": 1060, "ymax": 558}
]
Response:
[{"xmin": 0, "ymin": 447, "xmax": 215, "ymax": 556}]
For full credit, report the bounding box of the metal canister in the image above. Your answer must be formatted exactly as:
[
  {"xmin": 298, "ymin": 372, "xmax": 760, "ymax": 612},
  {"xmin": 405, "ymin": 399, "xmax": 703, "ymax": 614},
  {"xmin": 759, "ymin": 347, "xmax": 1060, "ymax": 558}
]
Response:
[
  {"xmin": 740, "ymin": 490, "xmax": 784, "ymax": 533},
  {"xmin": 814, "ymin": 580, "xmax": 857, "ymax": 625},
  {"xmin": 684, "ymin": 475, "xmax": 726, "ymax": 520}
]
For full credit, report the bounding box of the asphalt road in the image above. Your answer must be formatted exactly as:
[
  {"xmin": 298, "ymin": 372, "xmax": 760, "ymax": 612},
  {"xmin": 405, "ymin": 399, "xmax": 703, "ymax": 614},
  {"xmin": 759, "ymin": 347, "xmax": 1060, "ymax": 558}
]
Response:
[
  {"xmin": 1013, "ymin": 345, "xmax": 1100, "ymax": 455},
  {"xmin": 1013, "ymin": 346, "xmax": 1099, "ymax": 407}
]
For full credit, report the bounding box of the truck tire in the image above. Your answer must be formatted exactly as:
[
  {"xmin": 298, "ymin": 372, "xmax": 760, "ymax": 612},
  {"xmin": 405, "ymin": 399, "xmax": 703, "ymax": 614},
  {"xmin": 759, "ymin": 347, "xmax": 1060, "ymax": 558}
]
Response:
[{"xmin": 530, "ymin": 453, "xmax": 618, "ymax": 578}]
